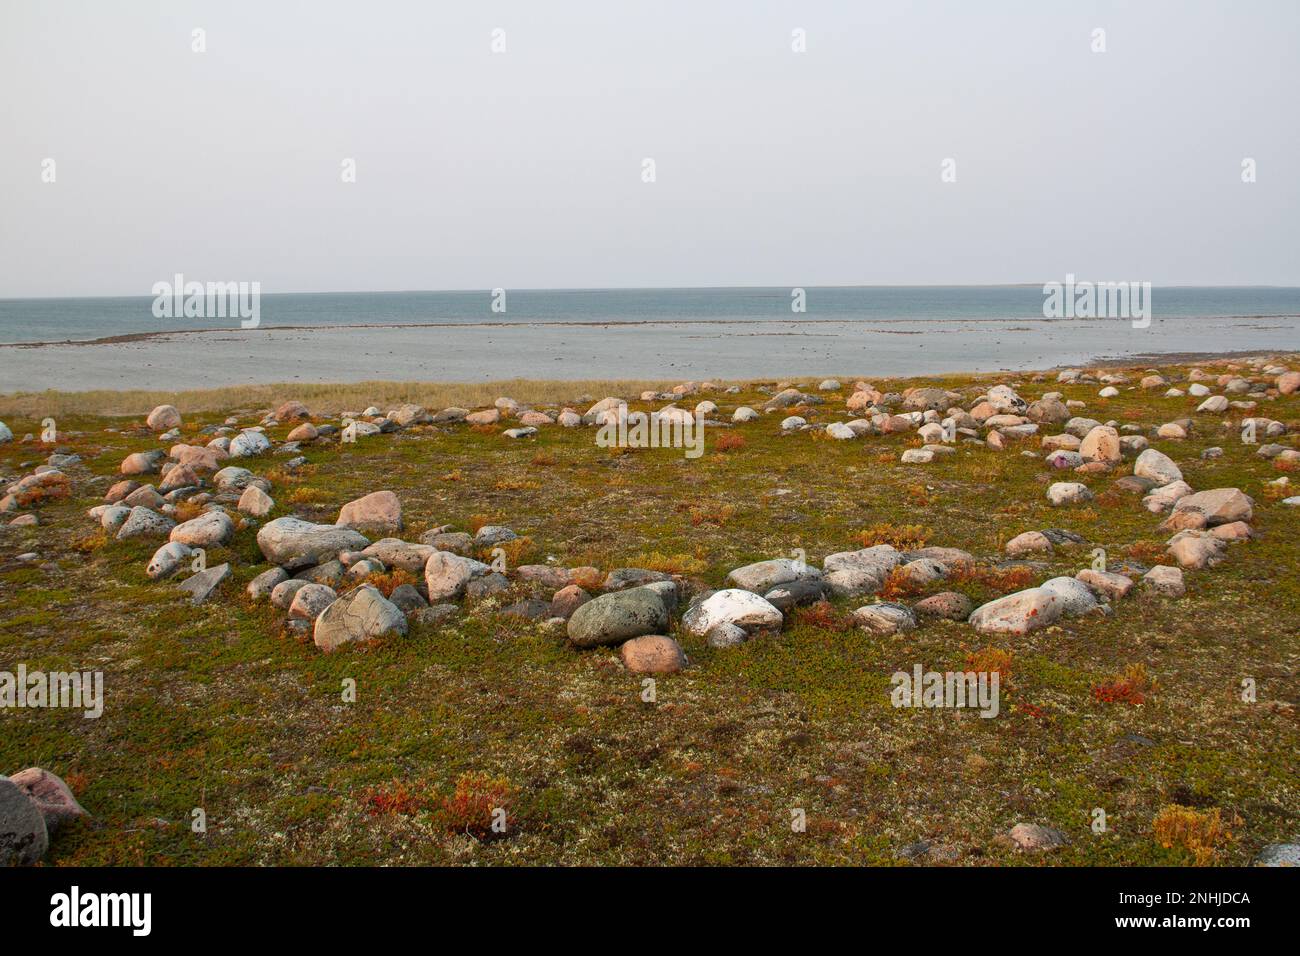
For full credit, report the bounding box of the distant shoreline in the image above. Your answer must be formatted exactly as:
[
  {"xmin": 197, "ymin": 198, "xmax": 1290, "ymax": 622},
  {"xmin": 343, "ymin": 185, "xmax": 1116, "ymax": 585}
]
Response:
[
  {"xmin": 3, "ymin": 313, "xmax": 1300, "ymax": 350},
  {"xmin": 2, "ymin": 313, "xmax": 1297, "ymax": 395}
]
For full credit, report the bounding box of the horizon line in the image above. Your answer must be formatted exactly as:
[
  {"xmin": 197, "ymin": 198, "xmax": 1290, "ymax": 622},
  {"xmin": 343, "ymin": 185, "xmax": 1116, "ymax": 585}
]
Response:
[{"xmin": 4, "ymin": 281, "xmax": 1300, "ymax": 302}]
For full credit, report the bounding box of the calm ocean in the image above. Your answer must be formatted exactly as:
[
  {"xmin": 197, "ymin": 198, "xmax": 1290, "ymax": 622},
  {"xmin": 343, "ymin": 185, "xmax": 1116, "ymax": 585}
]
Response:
[{"xmin": 2, "ymin": 286, "xmax": 1299, "ymax": 345}]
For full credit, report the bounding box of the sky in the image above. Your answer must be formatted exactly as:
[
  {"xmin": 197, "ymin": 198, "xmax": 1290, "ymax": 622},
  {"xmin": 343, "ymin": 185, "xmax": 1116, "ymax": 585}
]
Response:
[{"xmin": 1, "ymin": 0, "xmax": 1297, "ymax": 297}]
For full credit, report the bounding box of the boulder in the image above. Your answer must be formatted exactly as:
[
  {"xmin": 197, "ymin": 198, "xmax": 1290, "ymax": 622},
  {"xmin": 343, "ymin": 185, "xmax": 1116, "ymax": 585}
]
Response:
[
  {"xmin": 336, "ymin": 490, "xmax": 402, "ymax": 533},
  {"xmin": 1172, "ymin": 488, "xmax": 1253, "ymax": 526},
  {"xmin": 289, "ymin": 582, "xmax": 338, "ymax": 620},
  {"xmin": 1046, "ymin": 482, "xmax": 1093, "ymax": 506},
  {"xmin": 1133, "ymin": 448, "xmax": 1182, "ymax": 486},
  {"xmin": 1143, "ymin": 565, "xmax": 1185, "ymax": 597},
  {"xmin": 313, "ymin": 585, "xmax": 408, "ymax": 652},
  {"xmin": 146, "ymin": 541, "xmax": 193, "ymax": 580},
  {"xmin": 852, "ymin": 602, "xmax": 917, "ymax": 635},
  {"xmin": 178, "ymin": 562, "xmax": 230, "ymax": 604},
  {"xmin": 169, "ymin": 511, "xmax": 235, "ymax": 548},
  {"xmin": 229, "ymin": 430, "xmax": 271, "ymax": 458},
  {"xmin": 682, "ymin": 588, "xmax": 782, "ymax": 638},
  {"xmin": 146, "ymin": 404, "xmax": 182, "ymax": 432},
  {"xmin": 7, "ymin": 768, "xmax": 88, "ymax": 833},
  {"xmin": 620, "ymin": 635, "xmax": 688, "ymax": 674},
  {"xmin": 116, "ymin": 506, "xmax": 176, "ymax": 541},
  {"xmin": 968, "ymin": 588, "xmax": 1063, "ymax": 635},
  {"xmin": 726, "ymin": 557, "xmax": 820, "ymax": 593},
  {"xmin": 0, "ymin": 778, "xmax": 48, "ymax": 866},
  {"xmin": 256, "ymin": 516, "xmax": 369, "ymax": 570},
  {"xmin": 423, "ymin": 551, "xmax": 490, "ymax": 601},
  {"xmin": 567, "ymin": 588, "xmax": 670, "ymax": 648}
]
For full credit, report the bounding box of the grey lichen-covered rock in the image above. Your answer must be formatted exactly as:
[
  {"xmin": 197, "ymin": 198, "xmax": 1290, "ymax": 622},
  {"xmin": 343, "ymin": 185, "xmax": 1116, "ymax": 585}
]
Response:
[
  {"xmin": 852, "ymin": 602, "xmax": 917, "ymax": 635},
  {"xmin": 1253, "ymin": 843, "xmax": 1300, "ymax": 866},
  {"xmin": 763, "ymin": 577, "xmax": 829, "ymax": 611},
  {"xmin": 567, "ymin": 588, "xmax": 669, "ymax": 648},
  {"xmin": 147, "ymin": 541, "xmax": 193, "ymax": 580},
  {"xmin": 246, "ymin": 566, "xmax": 289, "ymax": 600},
  {"xmin": 256, "ymin": 516, "xmax": 370, "ymax": 570},
  {"xmin": 726, "ymin": 557, "xmax": 820, "ymax": 593},
  {"xmin": 822, "ymin": 545, "xmax": 902, "ymax": 598},
  {"xmin": 289, "ymin": 583, "xmax": 337, "ymax": 620},
  {"xmin": 115, "ymin": 505, "xmax": 176, "ymax": 541},
  {"xmin": 0, "ymin": 777, "xmax": 49, "ymax": 866},
  {"xmin": 313, "ymin": 584, "xmax": 408, "ymax": 652},
  {"xmin": 178, "ymin": 562, "xmax": 231, "ymax": 605},
  {"xmin": 229, "ymin": 429, "xmax": 271, "ymax": 457},
  {"xmin": 602, "ymin": 568, "xmax": 672, "ymax": 591},
  {"xmin": 169, "ymin": 510, "xmax": 235, "ymax": 548}
]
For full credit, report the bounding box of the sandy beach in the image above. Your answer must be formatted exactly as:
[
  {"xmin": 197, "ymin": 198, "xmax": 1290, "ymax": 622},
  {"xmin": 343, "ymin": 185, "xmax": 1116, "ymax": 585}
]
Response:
[{"xmin": 3, "ymin": 313, "xmax": 1298, "ymax": 393}]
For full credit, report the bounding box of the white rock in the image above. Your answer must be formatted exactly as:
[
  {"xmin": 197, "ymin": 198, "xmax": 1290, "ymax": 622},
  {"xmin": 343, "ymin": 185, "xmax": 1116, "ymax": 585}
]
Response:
[
  {"xmin": 825, "ymin": 422, "xmax": 855, "ymax": 440},
  {"xmin": 1133, "ymin": 448, "xmax": 1182, "ymax": 486},
  {"xmin": 683, "ymin": 589, "xmax": 783, "ymax": 637},
  {"xmin": 230, "ymin": 430, "xmax": 272, "ymax": 457},
  {"xmin": 146, "ymin": 541, "xmax": 193, "ymax": 580},
  {"xmin": 1046, "ymin": 482, "xmax": 1093, "ymax": 506},
  {"xmin": 1039, "ymin": 576, "xmax": 1103, "ymax": 616}
]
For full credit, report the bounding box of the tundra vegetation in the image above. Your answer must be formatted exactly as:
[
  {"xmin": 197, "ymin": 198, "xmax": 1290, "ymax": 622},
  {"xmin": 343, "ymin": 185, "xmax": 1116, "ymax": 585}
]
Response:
[{"xmin": 0, "ymin": 356, "xmax": 1297, "ymax": 866}]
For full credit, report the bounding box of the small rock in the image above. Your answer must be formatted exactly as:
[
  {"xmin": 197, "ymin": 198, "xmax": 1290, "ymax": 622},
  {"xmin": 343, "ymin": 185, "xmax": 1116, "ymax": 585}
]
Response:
[
  {"xmin": 1009, "ymin": 823, "xmax": 1067, "ymax": 851},
  {"xmin": 178, "ymin": 562, "xmax": 231, "ymax": 604},
  {"xmin": 7, "ymin": 768, "xmax": 89, "ymax": 833},
  {"xmin": 620, "ymin": 635, "xmax": 688, "ymax": 674}
]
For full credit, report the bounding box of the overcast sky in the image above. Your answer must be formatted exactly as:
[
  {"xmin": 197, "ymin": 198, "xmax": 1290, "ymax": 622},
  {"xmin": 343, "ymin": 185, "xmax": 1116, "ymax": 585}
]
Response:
[{"xmin": 1, "ymin": 0, "xmax": 1297, "ymax": 297}]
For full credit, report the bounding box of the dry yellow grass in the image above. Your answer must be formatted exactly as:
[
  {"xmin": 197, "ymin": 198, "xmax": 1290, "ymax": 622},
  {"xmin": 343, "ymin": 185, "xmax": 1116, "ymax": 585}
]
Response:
[{"xmin": 0, "ymin": 378, "xmax": 723, "ymax": 419}]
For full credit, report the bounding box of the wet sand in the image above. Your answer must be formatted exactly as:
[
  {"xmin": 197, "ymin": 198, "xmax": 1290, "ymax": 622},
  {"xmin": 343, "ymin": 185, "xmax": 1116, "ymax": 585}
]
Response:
[{"xmin": 2, "ymin": 315, "xmax": 1297, "ymax": 392}]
